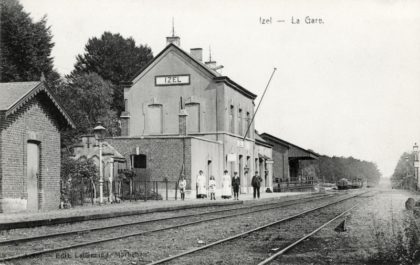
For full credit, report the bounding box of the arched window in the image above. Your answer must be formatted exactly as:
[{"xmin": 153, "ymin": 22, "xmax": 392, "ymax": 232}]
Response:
[
  {"xmin": 147, "ymin": 104, "xmax": 163, "ymax": 134},
  {"xmin": 185, "ymin": 103, "xmax": 200, "ymax": 133}
]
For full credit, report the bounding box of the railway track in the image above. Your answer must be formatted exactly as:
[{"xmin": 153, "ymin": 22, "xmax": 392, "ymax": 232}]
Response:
[
  {"xmin": 145, "ymin": 191, "xmax": 373, "ymax": 265},
  {"xmin": 257, "ymin": 203, "xmax": 359, "ymax": 265},
  {"xmin": 0, "ymin": 192, "xmax": 340, "ymax": 263}
]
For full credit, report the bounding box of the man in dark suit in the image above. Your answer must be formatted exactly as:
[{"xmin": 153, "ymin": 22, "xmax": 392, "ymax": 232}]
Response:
[
  {"xmin": 251, "ymin": 171, "xmax": 263, "ymax": 199},
  {"xmin": 232, "ymin": 171, "xmax": 240, "ymax": 200}
]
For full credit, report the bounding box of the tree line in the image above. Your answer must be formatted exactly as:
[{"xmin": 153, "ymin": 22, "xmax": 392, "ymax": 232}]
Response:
[
  {"xmin": 300, "ymin": 155, "xmax": 381, "ymax": 185},
  {"xmin": 1, "ymin": 0, "xmax": 154, "ymax": 147}
]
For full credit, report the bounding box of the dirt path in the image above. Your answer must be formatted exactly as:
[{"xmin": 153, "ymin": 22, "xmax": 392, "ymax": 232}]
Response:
[{"xmin": 278, "ymin": 189, "xmax": 420, "ymax": 265}]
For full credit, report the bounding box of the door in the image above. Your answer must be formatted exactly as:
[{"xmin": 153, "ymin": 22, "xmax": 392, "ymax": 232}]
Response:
[
  {"xmin": 239, "ymin": 155, "xmax": 243, "ymax": 192},
  {"xmin": 27, "ymin": 142, "xmax": 40, "ymax": 211}
]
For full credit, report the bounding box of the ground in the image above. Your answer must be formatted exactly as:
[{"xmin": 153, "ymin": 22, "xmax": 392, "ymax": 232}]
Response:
[
  {"xmin": 2, "ymin": 188, "xmax": 420, "ymax": 265},
  {"xmin": 278, "ymin": 189, "xmax": 420, "ymax": 265}
]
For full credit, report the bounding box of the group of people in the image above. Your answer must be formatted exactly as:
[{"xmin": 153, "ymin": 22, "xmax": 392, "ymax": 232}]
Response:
[{"xmin": 178, "ymin": 170, "xmax": 263, "ymax": 200}]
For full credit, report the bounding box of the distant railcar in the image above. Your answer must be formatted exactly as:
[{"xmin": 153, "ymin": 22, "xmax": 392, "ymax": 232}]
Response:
[
  {"xmin": 350, "ymin": 179, "xmax": 363, "ymax": 189},
  {"xmin": 337, "ymin": 178, "xmax": 350, "ymax": 190}
]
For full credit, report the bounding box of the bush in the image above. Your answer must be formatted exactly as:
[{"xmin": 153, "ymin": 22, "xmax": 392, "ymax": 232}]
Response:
[{"xmin": 61, "ymin": 156, "xmax": 98, "ymax": 208}]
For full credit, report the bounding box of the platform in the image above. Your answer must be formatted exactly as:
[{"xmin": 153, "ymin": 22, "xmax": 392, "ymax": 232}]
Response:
[{"xmin": 0, "ymin": 191, "xmax": 313, "ymax": 230}]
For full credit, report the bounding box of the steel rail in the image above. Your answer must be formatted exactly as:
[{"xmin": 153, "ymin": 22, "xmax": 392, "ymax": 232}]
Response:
[
  {"xmin": 257, "ymin": 203, "xmax": 360, "ymax": 265},
  {"xmin": 0, "ymin": 194, "xmax": 337, "ymax": 262},
  {"xmin": 0, "ymin": 194, "xmax": 332, "ymax": 246},
  {"xmin": 145, "ymin": 191, "xmax": 369, "ymax": 265}
]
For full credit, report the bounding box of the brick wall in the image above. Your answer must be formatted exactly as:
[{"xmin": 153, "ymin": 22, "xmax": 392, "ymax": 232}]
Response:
[
  {"xmin": 107, "ymin": 137, "xmax": 192, "ymax": 185},
  {"xmin": 0, "ymin": 97, "xmax": 61, "ymax": 212}
]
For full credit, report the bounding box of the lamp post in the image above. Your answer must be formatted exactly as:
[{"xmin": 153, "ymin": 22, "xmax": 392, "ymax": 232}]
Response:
[
  {"xmin": 94, "ymin": 123, "xmax": 106, "ymax": 205},
  {"xmin": 414, "ymin": 143, "xmax": 419, "ymax": 191}
]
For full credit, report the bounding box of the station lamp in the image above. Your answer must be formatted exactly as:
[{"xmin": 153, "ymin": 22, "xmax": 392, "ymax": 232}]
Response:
[{"xmin": 94, "ymin": 123, "xmax": 107, "ymax": 205}]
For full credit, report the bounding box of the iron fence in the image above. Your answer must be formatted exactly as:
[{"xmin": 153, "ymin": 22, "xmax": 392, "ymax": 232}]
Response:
[
  {"xmin": 273, "ymin": 179, "xmax": 315, "ymax": 192},
  {"xmin": 63, "ymin": 179, "xmax": 181, "ymax": 207}
]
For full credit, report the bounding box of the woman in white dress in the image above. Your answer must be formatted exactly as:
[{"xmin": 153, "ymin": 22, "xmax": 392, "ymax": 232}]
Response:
[
  {"xmin": 196, "ymin": 170, "xmax": 206, "ymax": 199},
  {"xmin": 221, "ymin": 170, "xmax": 232, "ymax": 199}
]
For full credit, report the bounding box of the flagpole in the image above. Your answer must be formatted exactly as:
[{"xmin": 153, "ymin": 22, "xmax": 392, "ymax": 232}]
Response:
[{"xmin": 243, "ymin": 67, "xmax": 277, "ymax": 141}]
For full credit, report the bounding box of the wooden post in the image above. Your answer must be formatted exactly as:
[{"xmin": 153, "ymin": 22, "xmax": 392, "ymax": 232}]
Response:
[
  {"xmin": 144, "ymin": 180, "xmax": 147, "ymax": 202},
  {"xmin": 175, "ymin": 181, "xmax": 178, "ymax": 200},
  {"xmin": 165, "ymin": 178, "xmax": 168, "ymax": 200}
]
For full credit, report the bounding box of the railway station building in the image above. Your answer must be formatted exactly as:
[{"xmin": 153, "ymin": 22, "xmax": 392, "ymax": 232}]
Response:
[
  {"xmin": 0, "ymin": 81, "xmax": 75, "ymax": 212},
  {"xmin": 259, "ymin": 133, "xmax": 319, "ymax": 190},
  {"xmin": 107, "ymin": 34, "xmax": 274, "ymax": 197}
]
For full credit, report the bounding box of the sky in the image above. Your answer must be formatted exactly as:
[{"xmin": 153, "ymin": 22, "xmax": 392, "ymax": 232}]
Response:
[{"xmin": 19, "ymin": 0, "xmax": 420, "ymax": 177}]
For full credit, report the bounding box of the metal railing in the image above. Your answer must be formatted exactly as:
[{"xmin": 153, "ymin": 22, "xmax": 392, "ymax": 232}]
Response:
[
  {"xmin": 63, "ymin": 179, "xmax": 181, "ymax": 206},
  {"xmin": 273, "ymin": 179, "xmax": 315, "ymax": 192}
]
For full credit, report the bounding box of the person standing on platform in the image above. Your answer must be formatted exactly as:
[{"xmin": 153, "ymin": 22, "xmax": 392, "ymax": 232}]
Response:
[
  {"xmin": 196, "ymin": 170, "xmax": 206, "ymax": 199},
  {"xmin": 221, "ymin": 170, "xmax": 232, "ymax": 199},
  {"xmin": 209, "ymin": 176, "xmax": 216, "ymax": 200},
  {"xmin": 251, "ymin": 171, "xmax": 263, "ymax": 199},
  {"xmin": 179, "ymin": 175, "xmax": 187, "ymax": 201},
  {"xmin": 232, "ymin": 171, "xmax": 240, "ymax": 200}
]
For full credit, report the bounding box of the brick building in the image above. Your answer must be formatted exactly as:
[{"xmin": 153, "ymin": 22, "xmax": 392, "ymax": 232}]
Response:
[
  {"xmin": 259, "ymin": 133, "xmax": 319, "ymax": 189},
  {"xmin": 108, "ymin": 34, "xmax": 274, "ymax": 197},
  {"xmin": 0, "ymin": 81, "xmax": 75, "ymax": 212}
]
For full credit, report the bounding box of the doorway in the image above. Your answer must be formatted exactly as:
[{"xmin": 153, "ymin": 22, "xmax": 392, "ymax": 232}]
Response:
[{"xmin": 27, "ymin": 142, "xmax": 40, "ymax": 211}]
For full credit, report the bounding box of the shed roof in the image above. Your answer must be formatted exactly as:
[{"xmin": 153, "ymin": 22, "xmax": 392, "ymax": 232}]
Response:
[
  {"xmin": 260, "ymin": 132, "xmax": 319, "ymax": 160},
  {"xmin": 0, "ymin": 81, "xmax": 40, "ymax": 110},
  {"xmin": 0, "ymin": 81, "xmax": 75, "ymax": 129}
]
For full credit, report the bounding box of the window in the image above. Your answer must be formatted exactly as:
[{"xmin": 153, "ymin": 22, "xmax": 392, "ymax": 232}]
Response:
[
  {"xmin": 238, "ymin": 108, "xmax": 243, "ymax": 135},
  {"xmin": 229, "ymin": 105, "xmax": 234, "ymax": 133},
  {"xmin": 124, "ymin": 99, "xmax": 128, "ymax": 112},
  {"xmin": 245, "ymin": 112, "xmax": 251, "ymax": 137},
  {"xmin": 132, "ymin": 154, "xmax": 147, "ymax": 168},
  {"xmin": 147, "ymin": 104, "xmax": 162, "ymax": 134},
  {"xmin": 186, "ymin": 103, "xmax": 200, "ymax": 133}
]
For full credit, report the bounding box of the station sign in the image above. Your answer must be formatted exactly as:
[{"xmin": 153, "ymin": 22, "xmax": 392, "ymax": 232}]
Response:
[
  {"xmin": 227, "ymin": 153, "xmax": 237, "ymax": 162},
  {"xmin": 155, "ymin": 75, "xmax": 190, "ymax": 86}
]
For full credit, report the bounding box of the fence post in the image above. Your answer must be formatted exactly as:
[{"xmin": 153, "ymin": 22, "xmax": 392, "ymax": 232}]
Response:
[
  {"xmin": 90, "ymin": 180, "xmax": 94, "ymax": 205},
  {"xmin": 144, "ymin": 180, "xmax": 147, "ymax": 202},
  {"xmin": 175, "ymin": 181, "xmax": 178, "ymax": 200},
  {"xmin": 165, "ymin": 178, "xmax": 168, "ymax": 200},
  {"xmin": 81, "ymin": 179, "xmax": 84, "ymax": 206}
]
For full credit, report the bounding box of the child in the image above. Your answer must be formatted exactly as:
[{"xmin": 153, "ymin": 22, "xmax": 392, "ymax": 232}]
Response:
[
  {"xmin": 179, "ymin": 175, "xmax": 187, "ymax": 201},
  {"xmin": 209, "ymin": 175, "xmax": 216, "ymax": 200}
]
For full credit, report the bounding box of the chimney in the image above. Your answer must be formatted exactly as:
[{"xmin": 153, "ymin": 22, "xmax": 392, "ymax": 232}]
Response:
[
  {"xmin": 190, "ymin": 48, "xmax": 203, "ymax": 62},
  {"xmin": 166, "ymin": 36, "xmax": 180, "ymax": 46},
  {"xmin": 205, "ymin": 60, "xmax": 217, "ymax": 69},
  {"xmin": 179, "ymin": 109, "xmax": 188, "ymax": 136}
]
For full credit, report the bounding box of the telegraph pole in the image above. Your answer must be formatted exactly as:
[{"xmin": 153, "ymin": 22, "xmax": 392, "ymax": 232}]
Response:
[{"xmin": 243, "ymin": 68, "xmax": 277, "ymax": 141}]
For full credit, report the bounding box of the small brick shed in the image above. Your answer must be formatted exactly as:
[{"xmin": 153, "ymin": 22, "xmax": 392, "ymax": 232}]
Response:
[{"xmin": 0, "ymin": 81, "xmax": 75, "ymax": 212}]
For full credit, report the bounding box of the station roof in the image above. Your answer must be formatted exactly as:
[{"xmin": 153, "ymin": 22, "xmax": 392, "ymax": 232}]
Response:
[
  {"xmin": 260, "ymin": 132, "xmax": 319, "ymax": 160},
  {"xmin": 255, "ymin": 131, "xmax": 272, "ymax": 148},
  {"xmin": 126, "ymin": 43, "xmax": 257, "ymax": 100},
  {"xmin": 0, "ymin": 81, "xmax": 75, "ymax": 129}
]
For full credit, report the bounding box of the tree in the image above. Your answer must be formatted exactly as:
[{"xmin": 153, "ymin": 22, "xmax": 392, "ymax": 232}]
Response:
[
  {"xmin": 69, "ymin": 32, "xmax": 153, "ymax": 114},
  {"xmin": 56, "ymin": 73, "xmax": 119, "ymax": 147},
  {"xmin": 0, "ymin": 0, "xmax": 58, "ymax": 82},
  {"xmin": 391, "ymin": 152, "xmax": 415, "ymax": 189},
  {"xmin": 61, "ymin": 155, "xmax": 98, "ymax": 207}
]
